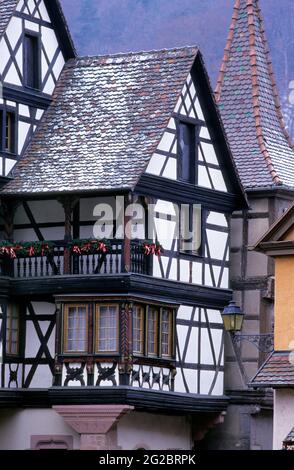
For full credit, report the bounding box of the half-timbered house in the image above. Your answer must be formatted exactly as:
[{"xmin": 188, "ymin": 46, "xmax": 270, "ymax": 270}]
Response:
[{"xmin": 0, "ymin": 0, "xmax": 247, "ymax": 450}]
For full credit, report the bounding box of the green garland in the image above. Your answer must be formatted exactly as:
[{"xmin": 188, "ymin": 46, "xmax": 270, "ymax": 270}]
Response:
[
  {"xmin": 69, "ymin": 239, "xmax": 111, "ymax": 255},
  {"xmin": 0, "ymin": 240, "xmax": 54, "ymax": 258}
]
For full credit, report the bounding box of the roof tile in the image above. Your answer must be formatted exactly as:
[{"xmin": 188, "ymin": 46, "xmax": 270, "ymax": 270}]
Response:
[
  {"xmin": 215, "ymin": 0, "xmax": 294, "ymax": 189},
  {"xmin": 2, "ymin": 47, "xmax": 198, "ymax": 195},
  {"xmin": 251, "ymin": 351, "xmax": 294, "ymax": 387}
]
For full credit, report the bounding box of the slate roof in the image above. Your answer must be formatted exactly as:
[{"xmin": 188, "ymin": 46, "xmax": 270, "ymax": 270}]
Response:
[
  {"xmin": 284, "ymin": 427, "xmax": 294, "ymax": 443},
  {"xmin": 2, "ymin": 47, "xmax": 199, "ymax": 195},
  {"xmin": 215, "ymin": 0, "xmax": 294, "ymax": 189},
  {"xmin": 0, "ymin": 0, "xmax": 18, "ymax": 38},
  {"xmin": 250, "ymin": 351, "xmax": 294, "ymax": 387}
]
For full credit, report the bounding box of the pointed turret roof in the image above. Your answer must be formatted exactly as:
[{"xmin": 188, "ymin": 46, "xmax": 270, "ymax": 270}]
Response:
[{"xmin": 215, "ymin": 0, "xmax": 294, "ymax": 189}]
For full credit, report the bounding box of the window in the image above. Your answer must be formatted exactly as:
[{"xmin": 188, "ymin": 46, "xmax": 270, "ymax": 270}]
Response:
[
  {"xmin": 24, "ymin": 33, "xmax": 40, "ymax": 89},
  {"xmin": 95, "ymin": 304, "xmax": 118, "ymax": 352},
  {"xmin": 133, "ymin": 304, "xmax": 175, "ymax": 359},
  {"xmin": 63, "ymin": 304, "xmax": 88, "ymax": 353},
  {"xmin": 62, "ymin": 302, "xmax": 119, "ymax": 354},
  {"xmin": 147, "ymin": 307, "xmax": 159, "ymax": 356},
  {"xmin": 6, "ymin": 304, "xmax": 20, "ymax": 356},
  {"xmin": 179, "ymin": 204, "xmax": 202, "ymax": 255},
  {"xmin": 61, "ymin": 301, "xmax": 175, "ymax": 359},
  {"xmin": 133, "ymin": 305, "xmax": 144, "ymax": 354},
  {"xmin": 161, "ymin": 308, "xmax": 173, "ymax": 357},
  {"xmin": 178, "ymin": 121, "xmax": 196, "ymax": 183},
  {"xmin": 0, "ymin": 110, "xmax": 16, "ymax": 153}
]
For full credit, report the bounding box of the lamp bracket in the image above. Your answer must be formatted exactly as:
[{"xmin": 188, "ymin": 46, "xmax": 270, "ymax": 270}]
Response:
[{"xmin": 231, "ymin": 333, "xmax": 274, "ymax": 353}]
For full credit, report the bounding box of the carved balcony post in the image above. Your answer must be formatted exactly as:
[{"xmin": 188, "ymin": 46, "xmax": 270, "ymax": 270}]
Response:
[{"xmin": 119, "ymin": 302, "xmax": 133, "ymax": 385}]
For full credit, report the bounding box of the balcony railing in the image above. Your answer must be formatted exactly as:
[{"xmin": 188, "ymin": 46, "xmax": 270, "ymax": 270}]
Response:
[{"xmin": 0, "ymin": 239, "xmax": 152, "ymax": 278}]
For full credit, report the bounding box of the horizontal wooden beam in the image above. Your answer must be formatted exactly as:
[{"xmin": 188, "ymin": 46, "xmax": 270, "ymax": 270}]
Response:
[
  {"xmin": 136, "ymin": 174, "xmax": 244, "ymax": 212},
  {"xmin": 0, "ymin": 387, "xmax": 229, "ymax": 413},
  {"xmin": 3, "ymin": 84, "xmax": 52, "ymax": 110},
  {"xmin": 4, "ymin": 273, "xmax": 232, "ymax": 309}
]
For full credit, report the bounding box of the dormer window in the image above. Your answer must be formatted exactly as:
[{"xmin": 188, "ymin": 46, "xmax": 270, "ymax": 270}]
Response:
[
  {"xmin": 0, "ymin": 109, "xmax": 16, "ymax": 154},
  {"xmin": 24, "ymin": 32, "xmax": 40, "ymax": 89}
]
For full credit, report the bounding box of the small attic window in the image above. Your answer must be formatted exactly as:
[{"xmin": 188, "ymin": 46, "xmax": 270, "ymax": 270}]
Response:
[
  {"xmin": 24, "ymin": 32, "xmax": 40, "ymax": 89},
  {"xmin": 178, "ymin": 121, "xmax": 197, "ymax": 184}
]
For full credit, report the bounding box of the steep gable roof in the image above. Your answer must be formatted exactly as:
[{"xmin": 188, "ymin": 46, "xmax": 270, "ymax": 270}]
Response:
[
  {"xmin": 0, "ymin": 46, "xmax": 246, "ymax": 206},
  {"xmin": 215, "ymin": 0, "xmax": 294, "ymax": 189},
  {"xmin": 0, "ymin": 0, "xmax": 76, "ymax": 59}
]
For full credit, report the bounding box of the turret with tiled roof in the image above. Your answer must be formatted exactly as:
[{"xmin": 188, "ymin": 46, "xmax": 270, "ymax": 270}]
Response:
[{"xmin": 215, "ymin": 0, "xmax": 294, "ymax": 189}]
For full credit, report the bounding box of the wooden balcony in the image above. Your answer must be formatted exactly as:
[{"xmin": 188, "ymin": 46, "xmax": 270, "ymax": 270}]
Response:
[{"xmin": 0, "ymin": 239, "xmax": 152, "ymax": 278}]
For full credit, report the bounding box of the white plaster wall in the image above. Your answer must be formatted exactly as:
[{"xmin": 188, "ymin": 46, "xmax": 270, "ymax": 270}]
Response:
[
  {"xmin": 273, "ymin": 389, "xmax": 294, "ymax": 449},
  {"xmin": 117, "ymin": 411, "xmax": 191, "ymax": 450},
  {"xmin": 0, "ymin": 409, "xmax": 80, "ymax": 450}
]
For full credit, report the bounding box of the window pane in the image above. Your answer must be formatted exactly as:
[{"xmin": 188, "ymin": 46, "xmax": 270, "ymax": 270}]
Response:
[
  {"xmin": 161, "ymin": 309, "xmax": 173, "ymax": 357},
  {"xmin": 6, "ymin": 304, "xmax": 20, "ymax": 356},
  {"xmin": 3, "ymin": 112, "xmax": 15, "ymax": 153},
  {"xmin": 133, "ymin": 306, "xmax": 144, "ymax": 354},
  {"xmin": 97, "ymin": 305, "xmax": 118, "ymax": 352},
  {"xmin": 147, "ymin": 308, "xmax": 158, "ymax": 355},
  {"xmin": 65, "ymin": 305, "xmax": 87, "ymax": 352}
]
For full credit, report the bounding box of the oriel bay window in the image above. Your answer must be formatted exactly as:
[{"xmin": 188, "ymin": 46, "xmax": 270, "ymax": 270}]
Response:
[{"xmin": 60, "ymin": 301, "xmax": 176, "ymax": 359}]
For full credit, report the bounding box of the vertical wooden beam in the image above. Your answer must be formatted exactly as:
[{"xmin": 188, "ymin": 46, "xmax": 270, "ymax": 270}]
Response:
[
  {"xmin": 1, "ymin": 199, "xmax": 19, "ymax": 241},
  {"xmin": 58, "ymin": 196, "xmax": 79, "ymax": 275},
  {"xmin": 122, "ymin": 193, "xmax": 132, "ymax": 273}
]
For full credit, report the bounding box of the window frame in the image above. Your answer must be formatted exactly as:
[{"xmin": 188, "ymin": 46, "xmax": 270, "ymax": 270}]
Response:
[
  {"xmin": 146, "ymin": 305, "xmax": 159, "ymax": 357},
  {"xmin": 179, "ymin": 203, "xmax": 204, "ymax": 258},
  {"xmin": 5, "ymin": 303, "xmax": 20, "ymax": 357},
  {"xmin": 95, "ymin": 303, "xmax": 119, "ymax": 354},
  {"xmin": 23, "ymin": 30, "xmax": 41, "ymax": 90},
  {"xmin": 133, "ymin": 303, "xmax": 176, "ymax": 360},
  {"xmin": 160, "ymin": 308, "xmax": 174, "ymax": 358},
  {"xmin": 176, "ymin": 117, "xmax": 199, "ymax": 185},
  {"xmin": 0, "ymin": 106, "xmax": 17, "ymax": 155},
  {"xmin": 132, "ymin": 304, "xmax": 144, "ymax": 355},
  {"xmin": 63, "ymin": 303, "xmax": 89, "ymax": 355}
]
